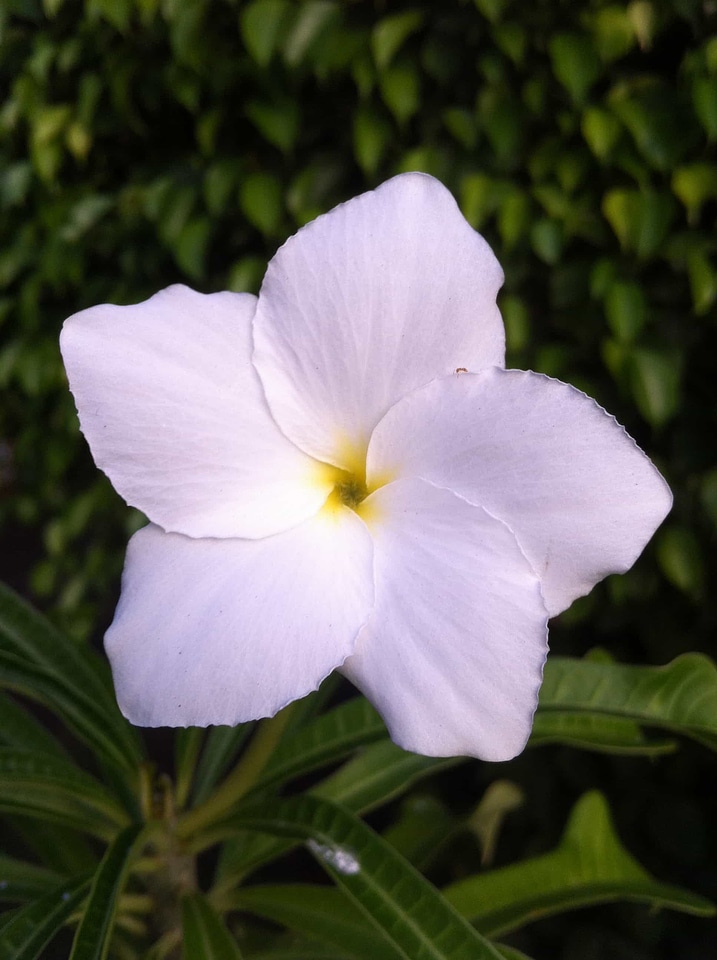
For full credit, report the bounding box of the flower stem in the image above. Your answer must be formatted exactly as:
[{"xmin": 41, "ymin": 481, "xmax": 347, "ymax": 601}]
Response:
[{"xmin": 176, "ymin": 702, "xmax": 296, "ymax": 841}]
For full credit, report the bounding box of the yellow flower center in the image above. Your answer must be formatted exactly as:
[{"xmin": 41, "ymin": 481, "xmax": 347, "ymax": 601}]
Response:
[{"xmin": 313, "ymin": 438, "xmax": 390, "ymax": 525}]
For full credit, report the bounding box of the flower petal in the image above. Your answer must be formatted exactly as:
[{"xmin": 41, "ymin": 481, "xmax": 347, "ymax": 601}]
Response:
[
  {"xmin": 252, "ymin": 173, "xmax": 504, "ymax": 468},
  {"xmin": 367, "ymin": 369, "xmax": 673, "ymax": 617},
  {"xmin": 342, "ymin": 478, "xmax": 548, "ymax": 760},
  {"xmin": 105, "ymin": 510, "xmax": 374, "ymax": 727},
  {"xmin": 61, "ymin": 285, "xmax": 331, "ymax": 539}
]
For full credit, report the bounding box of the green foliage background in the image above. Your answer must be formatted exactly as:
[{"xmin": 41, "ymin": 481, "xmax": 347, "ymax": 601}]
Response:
[{"xmin": 1, "ymin": 0, "xmax": 716, "ymax": 956}]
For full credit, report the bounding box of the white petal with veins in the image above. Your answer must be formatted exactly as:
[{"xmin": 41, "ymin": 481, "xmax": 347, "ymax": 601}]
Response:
[
  {"xmin": 105, "ymin": 509, "xmax": 374, "ymax": 727},
  {"xmin": 366, "ymin": 368, "xmax": 673, "ymax": 616},
  {"xmin": 61, "ymin": 285, "xmax": 331, "ymax": 540},
  {"xmin": 253, "ymin": 173, "xmax": 505, "ymax": 468},
  {"xmin": 342, "ymin": 478, "xmax": 548, "ymax": 761}
]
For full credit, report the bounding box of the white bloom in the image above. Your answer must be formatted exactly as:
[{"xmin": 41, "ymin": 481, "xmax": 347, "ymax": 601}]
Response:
[{"xmin": 60, "ymin": 174, "xmax": 672, "ymax": 761}]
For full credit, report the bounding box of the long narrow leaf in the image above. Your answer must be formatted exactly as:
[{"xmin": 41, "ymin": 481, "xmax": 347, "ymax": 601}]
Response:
[
  {"xmin": 538, "ymin": 653, "xmax": 717, "ymax": 749},
  {"xmin": 0, "ymin": 876, "xmax": 90, "ymax": 960},
  {"xmin": 175, "ymin": 729, "xmax": 205, "ymax": 810},
  {"xmin": 443, "ymin": 791, "xmax": 715, "ymax": 936},
  {"xmin": 191, "ymin": 724, "xmax": 254, "ymax": 806},
  {"xmin": 8, "ymin": 817, "xmax": 98, "ymax": 875},
  {"xmin": 255, "ymin": 699, "xmax": 386, "ymax": 794},
  {"xmin": 0, "ymin": 857, "xmax": 62, "ymax": 903},
  {"xmin": 229, "ymin": 884, "xmax": 403, "ymax": 960},
  {"xmin": 314, "ymin": 740, "xmax": 458, "ymax": 812},
  {"xmin": 226, "ymin": 795, "xmax": 505, "ymax": 960},
  {"xmin": 0, "ymin": 692, "xmax": 67, "ymax": 758},
  {"xmin": 212, "ymin": 741, "xmax": 455, "ymax": 884},
  {"xmin": 0, "ymin": 583, "xmax": 143, "ymax": 774},
  {"xmin": 181, "ymin": 892, "xmax": 242, "ymax": 958},
  {"xmin": 69, "ymin": 824, "xmax": 144, "ymax": 960},
  {"xmin": 0, "ymin": 748, "xmax": 129, "ymax": 838},
  {"xmin": 529, "ymin": 710, "xmax": 675, "ymax": 755}
]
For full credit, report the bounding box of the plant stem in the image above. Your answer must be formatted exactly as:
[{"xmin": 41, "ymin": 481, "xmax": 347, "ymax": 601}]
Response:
[{"xmin": 176, "ymin": 702, "xmax": 297, "ymax": 841}]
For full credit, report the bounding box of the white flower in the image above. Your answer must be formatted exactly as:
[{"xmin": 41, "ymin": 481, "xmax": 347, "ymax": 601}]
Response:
[{"xmin": 60, "ymin": 173, "xmax": 672, "ymax": 761}]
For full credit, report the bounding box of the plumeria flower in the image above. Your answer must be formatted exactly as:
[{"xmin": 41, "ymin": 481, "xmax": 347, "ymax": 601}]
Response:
[{"xmin": 60, "ymin": 173, "xmax": 671, "ymax": 761}]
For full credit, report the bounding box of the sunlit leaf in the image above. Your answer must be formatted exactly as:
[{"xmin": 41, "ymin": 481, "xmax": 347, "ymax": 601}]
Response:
[
  {"xmin": 239, "ymin": 0, "xmax": 292, "ymax": 67},
  {"xmin": 444, "ymin": 792, "xmax": 715, "ymax": 935},
  {"xmin": 538, "ymin": 654, "xmax": 717, "ymax": 750},
  {"xmin": 529, "ymin": 711, "xmax": 675, "ymax": 756},
  {"xmin": 371, "ymin": 11, "xmax": 423, "ymax": 71}
]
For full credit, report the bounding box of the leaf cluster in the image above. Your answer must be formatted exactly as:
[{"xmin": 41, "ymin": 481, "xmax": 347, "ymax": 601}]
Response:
[{"xmin": 0, "ymin": 584, "xmax": 716, "ymax": 958}]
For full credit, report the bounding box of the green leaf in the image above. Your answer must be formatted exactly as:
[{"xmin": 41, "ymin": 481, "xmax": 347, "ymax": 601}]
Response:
[
  {"xmin": 548, "ymin": 33, "xmax": 600, "ymax": 104},
  {"xmin": 692, "ymin": 75, "xmax": 717, "ymax": 140},
  {"xmin": 687, "ymin": 249, "xmax": 717, "ymax": 315},
  {"xmin": 610, "ymin": 81, "xmax": 699, "ymax": 172},
  {"xmin": 0, "ymin": 748, "xmax": 129, "ymax": 838},
  {"xmin": 0, "ymin": 692, "xmax": 67, "ymax": 757},
  {"xmin": 246, "ymin": 99, "xmax": 300, "ymax": 154},
  {"xmin": 181, "ymin": 892, "xmax": 242, "ymax": 959},
  {"xmin": 444, "ymin": 792, "xmax": 715, "ymax": 936},
  {"xmin": 629, "ymin": 346, "xmax": 682, "ymax": 427},
  {"xmin": 175, "ymin": 728, "xmax": 205, "ymax": 811},
  {"xmin": 473, "ymin": 0, "xmax": 506, "ymax": 22},
  {"xmin": 383, "ymin": 795, "xmax": 459, "ymax": 871},
  {"xmin": 656, "ymin": 526, "xmax": 705, "ymax": 600},
  {"xmin": 468, "ymin": 781, "xmax": 524, "ymax": 867},
  {"xmin": 0, "ymin": 876, "xmax": 91, "ymax": 960},
  {"xmin": 582, "ymin": 107, "xmax": 622, "ymax": 161},
  {"xmin": 174, "ymin": 218, "xmax": 211, "ymax": 282},
  {"xmin": 256, "ymin": 698, "xmax": 386, "ymax": 794},
  {"xmin": 0, "ymin": 583, "xmax": 143, "ymax": 777},
  {"xmin": 0, "ymin": 856, "xmax": 62, "ymax": 903},
  {"xmin": 215, "ymin": 727, "xmax": 456, "ymax": 884},
  {"xmin": 239, "ymin": 172, "xmax": 283, "ymax": 235},
  {"xmin": 239, "ymin": 0, "xmax": 291, "ymax": 67},
  {"xmin": 538, "ymin": 654, "xmax": 717, "ymax": 750},
  {"xmin": 379, "ymin": 62, "xmax": 420, "ymax": 125},
  {"xmin": 228, "ymin": 795, "xmax": 505, "ymax": 960},
  {"xmin": 371, "ymin": 11, "xmax": 424, "ymax": 71},
  {"xmin": 530, "ymin": 218, "xmax": 563, "ymax": 265},
  {"xmin": 604, "ymin": 280, "xmax": 646, "ymax": 342},
  {"xmin": 7, "ymin": 818, "xmax": 97, "ymax": 876},
  {"xmin": 672, "ymin": 163, "xmax": 717, "ymax": 223},
  {"xmin": 231, "ymin": 885, "xmax": 402, "ymax": 960},
  {"xmin": 314, "ymin": 740, "xmax": 458, "ymax": 814},
  {"xmin": 589, "ymin": 6, "xmax": 635, "ymax": 62},
  {"xmin": 529, "ymin": 711, "xmax": 675, "ymax": 756},
  {"xmin": 69, "ymin": 824, "xmax": 144, "ymax": 960},
  {"xmin": 192, "ymin": 724, "xmax": 254, "ymax": 806},
  {"xmin": 602, "ymin": 188, "xmax": 674, "ymax": 257},
  {"xmin": 282, "ymin": 1, "xmax": 339, "ymax": 68},
  {"xmin": 353, "ymin": 105, "xmax": 392, "ymax": 176}
]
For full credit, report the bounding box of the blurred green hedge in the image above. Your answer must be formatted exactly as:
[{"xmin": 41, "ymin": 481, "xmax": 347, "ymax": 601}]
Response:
[{"xmin": 1, "ymin": 0, "xmax": 716, "ymax": 646}]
